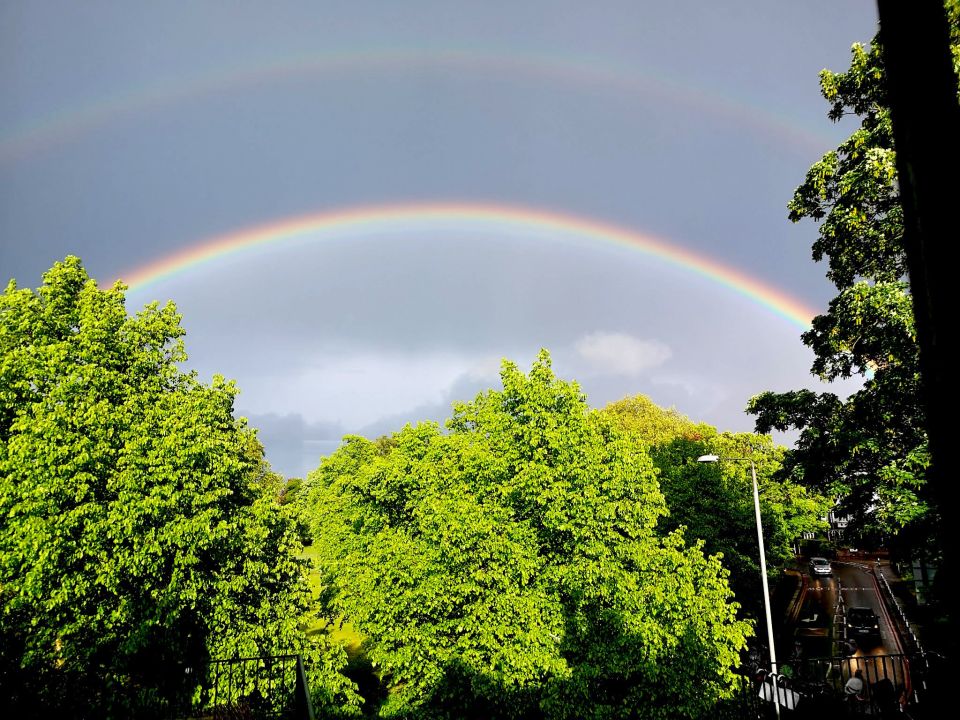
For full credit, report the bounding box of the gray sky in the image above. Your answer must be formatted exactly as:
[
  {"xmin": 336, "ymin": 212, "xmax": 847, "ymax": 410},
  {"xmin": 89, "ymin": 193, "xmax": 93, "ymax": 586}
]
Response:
[{"xmin": 1, "ymin": 1, "xmax": 878, "ymax": 476}]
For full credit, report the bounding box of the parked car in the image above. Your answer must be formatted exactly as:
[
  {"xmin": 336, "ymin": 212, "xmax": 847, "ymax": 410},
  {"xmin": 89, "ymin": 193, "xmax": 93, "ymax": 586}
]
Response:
[
  {"xmin": 809, "ymin": 556, "xmax": 832, "ymax": 577},
  {"xmin": 846, "ymin": 606, "xmax": 881, "ymax": 643}
]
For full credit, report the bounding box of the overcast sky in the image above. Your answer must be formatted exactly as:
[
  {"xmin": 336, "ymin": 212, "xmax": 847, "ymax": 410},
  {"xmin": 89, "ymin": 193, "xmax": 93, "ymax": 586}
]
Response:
[{"xmin": 1, "ymin": 1, "xmax": 878, "ymax": 477}]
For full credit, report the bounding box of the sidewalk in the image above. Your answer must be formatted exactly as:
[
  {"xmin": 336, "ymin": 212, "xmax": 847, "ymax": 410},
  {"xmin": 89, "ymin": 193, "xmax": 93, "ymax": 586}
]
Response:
[
  {"xmin": 771, "ymin": 566, "xmax": 805, "ymax": 661},
  {"xmin": 874, "ymin": 560, "xmax": 941, "ymax": 654}
]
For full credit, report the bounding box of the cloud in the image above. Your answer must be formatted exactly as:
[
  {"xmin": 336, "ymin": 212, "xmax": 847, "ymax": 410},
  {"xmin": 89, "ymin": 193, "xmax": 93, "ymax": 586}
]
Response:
[
  {"xmin": 463, "ymin": 354, "xmax": 506, "ymax": 382},
  {"xmin": 575, "ymin": 332, "xmax": 672, "ymax": 376},
  {"xmin": 241, "ymin": 412, "xmax": 346, "ymax": 478},
  {"xmin": 235, "ymin": 350, "xmax": 516, "ymax": 428},
  {"xmin": 239, "ymin": 354, "xmax": 517, "ymax": 476}
]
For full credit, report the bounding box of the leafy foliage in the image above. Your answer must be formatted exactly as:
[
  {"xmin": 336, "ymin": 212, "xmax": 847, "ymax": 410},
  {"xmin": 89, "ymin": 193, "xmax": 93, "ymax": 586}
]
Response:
[
  {"xmin": 0, "ymin": 258, "xmax": 358, "ymax": 717},
  {"xmin": 602, "ymin": 395, "xmax": 713, "ymax": 447},
  {"xmin": 748, "ymin": 3, "xmax": 960, "ymax": 548},
  {"xmin": 603, "ymin": 397, "xmax": 828, "ymax": 618},
  {"xmin": 308, "ymin": 352, "xmax": 749, "ymax": 719}
]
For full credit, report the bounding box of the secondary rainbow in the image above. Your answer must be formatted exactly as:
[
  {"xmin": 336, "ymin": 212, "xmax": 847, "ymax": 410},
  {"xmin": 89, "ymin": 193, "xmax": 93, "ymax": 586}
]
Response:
[
  {"xmin": 2, "ymin": 48, "xmax": 829, "ymax": 162},
  {"xmin": 114, "ymin": 202, "xmax": 816, "ymax": 330}
]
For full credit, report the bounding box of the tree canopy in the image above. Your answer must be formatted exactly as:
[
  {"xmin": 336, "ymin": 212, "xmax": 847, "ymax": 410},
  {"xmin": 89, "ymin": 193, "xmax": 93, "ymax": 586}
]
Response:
[
  {"xmin": 0, "ymin": 258, "xmax": 357, "ymax": 717},
  {"xmin": 747, "ymin": 3, "xmax": 959, "ymax": 552},
  {"xmin": 602, "ymin": 397, "xmax": 828, "ymax": 619},
  {"xmin": 307, "ymin": 352, "xmax": 749, "ymax": 719}
]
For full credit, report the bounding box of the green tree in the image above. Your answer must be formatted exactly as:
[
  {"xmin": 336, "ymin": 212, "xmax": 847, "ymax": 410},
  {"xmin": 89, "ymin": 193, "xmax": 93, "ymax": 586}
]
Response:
[
  {"xmin": 308, "ymin": 352, "xmax": 749, "ymax": 719},
  {"xmin": 602, "ymin": 397, "xmax": 828, "ymax": 619},
  {"xmin": 747, "ymin": 3, "xmax": 959, "ymax": 551},
  {"xmin": 602, "ymin": 395, "xmax": 713, "ymax": 447},
  {"xmin": 0, "ymin": 258, "xmax": 358, "ymax": 718}
]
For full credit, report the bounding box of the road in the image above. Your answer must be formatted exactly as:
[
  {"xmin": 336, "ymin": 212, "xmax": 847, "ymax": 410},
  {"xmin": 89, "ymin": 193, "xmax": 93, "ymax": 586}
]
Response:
[
  {"xmin": 833, "ymin": 562, "xmax": 903, "ymax": 657},
  {"xmin": 787, "ymin": 560, "xmax": 912, "ymax": 703},
  {"xmin": 791, "ymin": 562, "xmax": 904, "ymax": 655}
]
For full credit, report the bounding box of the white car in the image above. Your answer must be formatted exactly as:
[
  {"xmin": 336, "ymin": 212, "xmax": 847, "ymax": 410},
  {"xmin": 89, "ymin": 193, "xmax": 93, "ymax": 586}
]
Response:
[{"xmin": 809, "ymin": 557, "xmax": 832, "ymax": 576}]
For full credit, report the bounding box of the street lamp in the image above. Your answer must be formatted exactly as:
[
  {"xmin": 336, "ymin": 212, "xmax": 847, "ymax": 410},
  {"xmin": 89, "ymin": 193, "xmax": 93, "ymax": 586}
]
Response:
[{"xmin": 698, "ymin": 453, "xmax": 782, "ymax": 717}]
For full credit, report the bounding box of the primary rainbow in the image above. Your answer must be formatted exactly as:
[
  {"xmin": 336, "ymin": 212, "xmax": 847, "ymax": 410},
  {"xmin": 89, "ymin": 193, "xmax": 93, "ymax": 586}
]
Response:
[{"xmin": 114, "ymin": 202, "xmax": 816, "ymax": 330}]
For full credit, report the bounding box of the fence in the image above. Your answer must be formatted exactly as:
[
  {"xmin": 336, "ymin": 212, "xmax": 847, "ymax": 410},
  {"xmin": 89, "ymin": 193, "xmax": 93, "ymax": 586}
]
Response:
[
  {"xmin": 725, "ymin": 651, "xmax": 946, "ymax": 718},
  {"xmin": 182, "ymin": 655, "xmax": 315, "ymax": 720},
  {"xmin": 172, "ymin": 644, "xmax": 945, "ymax": 720}
]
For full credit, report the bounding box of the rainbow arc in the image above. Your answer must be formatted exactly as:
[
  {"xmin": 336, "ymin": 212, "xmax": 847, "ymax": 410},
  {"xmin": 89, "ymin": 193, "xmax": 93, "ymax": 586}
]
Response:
[{"xmin": 112, "ymin": 202, "xmax": 816, "ymax": 330}]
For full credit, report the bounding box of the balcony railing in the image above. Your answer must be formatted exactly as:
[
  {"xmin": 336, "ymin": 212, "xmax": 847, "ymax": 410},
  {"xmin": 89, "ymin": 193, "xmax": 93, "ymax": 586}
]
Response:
[
  {"xmin": 722, "ymin": 651, "xmax": 946, "ymax": 718},
  {"xmin": 180, "ymin": 654, "xmax": 314, "ymax": 720}
]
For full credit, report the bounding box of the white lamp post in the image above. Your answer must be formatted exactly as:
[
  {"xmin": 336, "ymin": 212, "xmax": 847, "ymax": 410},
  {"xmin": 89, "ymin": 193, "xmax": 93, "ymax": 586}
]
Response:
[{"xmin": 698, "ymin": 454, "xmax": 781, "ymax": 717}]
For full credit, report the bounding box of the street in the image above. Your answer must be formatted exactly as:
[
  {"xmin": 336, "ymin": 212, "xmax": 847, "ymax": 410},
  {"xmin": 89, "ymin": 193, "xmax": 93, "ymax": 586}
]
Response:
[
  {"xmin": 783, "ymin": 560, "xmax": 915, "ymax": 713},
  {"xmin": 792, "ymin": 561, "xmax": 904, "ymax": 658}
]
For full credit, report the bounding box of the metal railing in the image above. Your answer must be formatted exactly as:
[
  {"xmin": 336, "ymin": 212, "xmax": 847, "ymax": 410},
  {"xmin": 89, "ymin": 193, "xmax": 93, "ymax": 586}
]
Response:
[
  {"xmin": 183, "ymin": 654, "xmax": 315, "ymax": 720},
  {"xmin": 725, "ymin": 651, "xmax": 945, "ymax": 718}
]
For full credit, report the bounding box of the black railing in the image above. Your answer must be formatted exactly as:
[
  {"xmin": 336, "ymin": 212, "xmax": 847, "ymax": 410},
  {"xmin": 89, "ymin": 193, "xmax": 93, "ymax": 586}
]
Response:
[
  {"xmin": 183, "ymin": 654, "xmax": 315, "ymax": 720},
  {"xmin": 726, "ymin": 651, "xmax": 946, "ymax": 718},
  {"xmin": 175, "ymin": 650, "xmax": 944, "ymax": 719}
]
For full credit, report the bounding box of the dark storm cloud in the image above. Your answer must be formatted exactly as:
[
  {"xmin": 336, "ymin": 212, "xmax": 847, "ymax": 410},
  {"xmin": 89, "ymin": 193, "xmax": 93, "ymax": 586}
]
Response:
[{"xmin": 245, "ymin": 412, "xmax": 345, "ymax": 479}]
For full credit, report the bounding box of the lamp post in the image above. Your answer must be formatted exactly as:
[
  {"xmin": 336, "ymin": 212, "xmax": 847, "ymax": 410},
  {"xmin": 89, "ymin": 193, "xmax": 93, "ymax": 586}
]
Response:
[{"xmin": 698, "ymin": 454, "xmax": 781, "ymax": 717}]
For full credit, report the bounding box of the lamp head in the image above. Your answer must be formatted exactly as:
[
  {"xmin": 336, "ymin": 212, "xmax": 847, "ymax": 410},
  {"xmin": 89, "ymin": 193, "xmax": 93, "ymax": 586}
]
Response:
[{"xmin": 697, "ymin": 454, "xmax": 720, "ymax": 463}]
